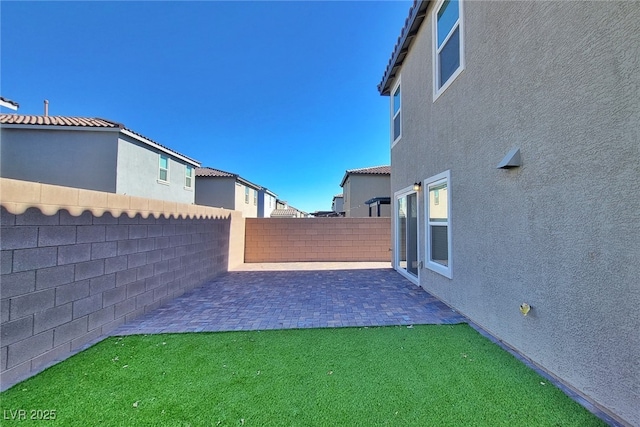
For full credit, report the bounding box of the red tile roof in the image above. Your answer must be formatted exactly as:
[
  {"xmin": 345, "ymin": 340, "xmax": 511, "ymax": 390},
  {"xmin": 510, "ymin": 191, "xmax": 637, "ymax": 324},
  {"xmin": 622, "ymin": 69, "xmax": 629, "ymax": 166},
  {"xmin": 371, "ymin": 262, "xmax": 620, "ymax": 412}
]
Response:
[
  {"xmin": 0, "ymin": 114, "xmax": 199, "ymax": 166},
  {"xmin": 340, "ymin": 165, "xmax": 391, "ymax": 187},
  {"xmin": 0, "ymin": 114, "xmax": 122, "ymax": 128},
  {"xmin": 346, "ymin": 165, "xmax": 391, "ymax": 175},
  {"xmin": 378, "ymin": 0, "xmax": 429, "ymax": 96}
]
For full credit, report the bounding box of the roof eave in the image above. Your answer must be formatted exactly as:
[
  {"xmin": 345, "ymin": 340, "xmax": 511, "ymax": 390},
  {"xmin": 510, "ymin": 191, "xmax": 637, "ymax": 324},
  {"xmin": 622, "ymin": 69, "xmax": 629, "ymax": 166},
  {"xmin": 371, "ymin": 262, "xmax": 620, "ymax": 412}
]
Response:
[
  {"xmin": 378, "ymin": 0, "xmax": 430, "ymax": 96},
  {"xmin": 340, "ymin": 171, "xmax": 350, "ymax": 188},
  {"xmin": 120, "ymin": 129, "xmax": 200, "ymax": 167}
]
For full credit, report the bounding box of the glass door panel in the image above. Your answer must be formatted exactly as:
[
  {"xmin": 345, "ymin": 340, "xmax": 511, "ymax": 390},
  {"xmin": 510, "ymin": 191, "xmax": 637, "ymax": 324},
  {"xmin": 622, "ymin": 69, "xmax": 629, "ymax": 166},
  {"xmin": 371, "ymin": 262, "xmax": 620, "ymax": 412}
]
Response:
[{"xmin": 396, "ymin": 192, "xmax": 418, "ymax": 279}]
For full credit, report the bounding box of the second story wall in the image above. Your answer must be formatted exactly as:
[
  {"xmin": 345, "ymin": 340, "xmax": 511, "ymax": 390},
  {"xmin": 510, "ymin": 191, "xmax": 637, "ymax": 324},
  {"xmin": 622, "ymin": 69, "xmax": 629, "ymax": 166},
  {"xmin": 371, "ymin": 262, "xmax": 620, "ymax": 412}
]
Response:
[
  {"xmin": 0, "ymin": 128, "xmax": 118, "ymax": 193},
  {"xmin": 116, "ymin": 135, "xmax": 195, "ymax": 204},
  {"xmin": 345, "ymin": 175, "xmax": 391, "ymax": 218},
  {"xmin": 195, "ymin": 177, "xmax": 236, "ymax": 210},
  {"xmin": 258, "ymin": 191, "xmax": 277, "ymax": 218},
  {"xmin": 234, "ymin": 183, "xmax": 259, "ymax": 218}
]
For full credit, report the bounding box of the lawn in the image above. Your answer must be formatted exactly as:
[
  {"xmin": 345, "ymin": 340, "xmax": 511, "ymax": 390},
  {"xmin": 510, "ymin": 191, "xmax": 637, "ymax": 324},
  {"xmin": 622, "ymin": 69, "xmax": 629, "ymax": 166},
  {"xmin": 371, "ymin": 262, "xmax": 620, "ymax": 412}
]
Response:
[{"xmin": 1, "ymin": 325, "xmax": 605, "ymax": 426}]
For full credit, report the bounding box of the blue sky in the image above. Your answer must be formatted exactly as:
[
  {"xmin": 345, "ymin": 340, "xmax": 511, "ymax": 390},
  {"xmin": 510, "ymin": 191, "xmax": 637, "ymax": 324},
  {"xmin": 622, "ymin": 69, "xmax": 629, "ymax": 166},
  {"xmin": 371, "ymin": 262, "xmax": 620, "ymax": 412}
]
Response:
[{"xmin": 1, "ymin": 1, "xmax": 410, "ymax": 213}]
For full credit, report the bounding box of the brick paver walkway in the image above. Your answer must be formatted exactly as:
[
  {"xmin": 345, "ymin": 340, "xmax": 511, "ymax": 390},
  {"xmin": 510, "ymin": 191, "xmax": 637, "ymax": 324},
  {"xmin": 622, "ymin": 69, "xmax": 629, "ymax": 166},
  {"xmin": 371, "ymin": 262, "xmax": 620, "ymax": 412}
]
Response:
[{"xmin": 113, "ymin": 264, "xmax": 465, "ymax": 335}]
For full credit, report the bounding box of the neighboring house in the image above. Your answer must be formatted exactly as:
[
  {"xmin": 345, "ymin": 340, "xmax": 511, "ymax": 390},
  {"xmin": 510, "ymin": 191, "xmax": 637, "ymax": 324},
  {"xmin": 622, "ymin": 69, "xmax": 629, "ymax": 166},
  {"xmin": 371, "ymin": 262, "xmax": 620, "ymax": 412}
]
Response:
[
  {"xmin": 331, "ymin": 194, "xmax": 344, "ymax": 215},
  {"xmin": 271, "ymin": 200, "xmax": 308, "ymax": 218},
  {"xmin": 379, "ymin": 1, "xmax": 639, "ymax": 425},
  {"xmin": 258, "ymin": 188, "xmax": 278, "ymax": 218},
  {"xmin": 0, "ymin": 114, "xmax": 199, "ymax": 204},
  {"xmin": 0, "ymin": 96, "xmax": 19, "ymax": 111},
  {"xmin": 195, "ymin": 167, "xmax": 263, "ymax": 218},
  {"xmin": 340, "ymin": 166, "xmax": 391, "ymax": 218}
]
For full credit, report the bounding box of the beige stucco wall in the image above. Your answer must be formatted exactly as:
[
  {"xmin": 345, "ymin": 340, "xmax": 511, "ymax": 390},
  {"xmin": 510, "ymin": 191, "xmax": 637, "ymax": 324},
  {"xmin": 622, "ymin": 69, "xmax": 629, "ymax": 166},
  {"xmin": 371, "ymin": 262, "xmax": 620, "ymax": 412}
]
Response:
[
  {"xmin": 343, "ymin": 175, "xmax": 391, "ymax": 218},
  {"xmin": 388, "ymin": 1, "xmax": 639, "ymax": 425},
  {"xmin": 233, "ymin": 183, "xmax": 259, "ymax": 218}
]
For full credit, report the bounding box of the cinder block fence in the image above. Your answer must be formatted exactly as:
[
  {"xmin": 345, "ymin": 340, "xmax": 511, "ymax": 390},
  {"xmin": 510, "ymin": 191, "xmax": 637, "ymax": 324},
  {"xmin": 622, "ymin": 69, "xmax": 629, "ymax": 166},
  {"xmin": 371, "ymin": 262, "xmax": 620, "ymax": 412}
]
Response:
[
  {"xmin": 0, "ymin": 178, "xmax": 244, "ymax": 390},
  {"xmin": 0, "ymin": 179, "xmax": 391, "ymax": 391},
  {"xmin": 244, "ymin": 217, "xmax": 391, "ymax": 262}
]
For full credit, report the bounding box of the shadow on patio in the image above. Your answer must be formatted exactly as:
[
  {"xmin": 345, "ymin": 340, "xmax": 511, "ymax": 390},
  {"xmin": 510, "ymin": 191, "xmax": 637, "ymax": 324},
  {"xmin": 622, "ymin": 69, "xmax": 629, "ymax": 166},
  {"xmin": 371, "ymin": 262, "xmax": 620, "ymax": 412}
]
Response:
[{"xmin": 112, "ymin": 262, "xmax": 466, "ymax": 335}]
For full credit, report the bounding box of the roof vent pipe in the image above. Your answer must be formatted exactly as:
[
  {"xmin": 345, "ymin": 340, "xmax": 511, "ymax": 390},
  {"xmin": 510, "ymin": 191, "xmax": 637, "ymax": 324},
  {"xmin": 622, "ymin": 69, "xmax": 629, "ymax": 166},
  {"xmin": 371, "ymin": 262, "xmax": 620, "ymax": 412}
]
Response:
[{"xmin": 44, "ymin": 100, "xmax": 49, "ymax": 116}]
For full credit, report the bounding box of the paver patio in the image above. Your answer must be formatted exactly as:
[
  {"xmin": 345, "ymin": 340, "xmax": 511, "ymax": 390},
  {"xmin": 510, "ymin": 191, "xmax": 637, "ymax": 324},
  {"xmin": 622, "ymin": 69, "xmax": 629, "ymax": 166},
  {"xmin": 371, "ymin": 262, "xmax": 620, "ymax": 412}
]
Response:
[{"xmin": 112, "ymin": 263, "xmax": 466, "ymax": 335}]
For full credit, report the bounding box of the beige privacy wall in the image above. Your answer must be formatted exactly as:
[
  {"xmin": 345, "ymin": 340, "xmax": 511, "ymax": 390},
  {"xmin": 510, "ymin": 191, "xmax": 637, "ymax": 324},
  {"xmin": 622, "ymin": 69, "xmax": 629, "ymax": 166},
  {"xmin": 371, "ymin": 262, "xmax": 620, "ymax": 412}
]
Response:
[
  {"xmin": 0, "ymin": 178, "xmax": 245, "ymax": 391},
  {"xmin": 245, "ymin": 218, "xmax": 391, "ymax": 262}
]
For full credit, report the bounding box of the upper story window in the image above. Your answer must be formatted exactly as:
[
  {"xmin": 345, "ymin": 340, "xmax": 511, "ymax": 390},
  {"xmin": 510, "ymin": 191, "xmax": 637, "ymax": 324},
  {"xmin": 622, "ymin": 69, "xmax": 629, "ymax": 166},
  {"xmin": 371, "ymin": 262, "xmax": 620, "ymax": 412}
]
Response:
[
  {"xmin": 433, "ymin": 0, "xmax": 464, "ymax": 100},
  {"xmin": 391, "ymin": 79, "xmax": 401, "ymax": 146},
  {"xmin": 253, "ymin": 189, "xmax": 257, "ymax": 206},
  {"xmin": 245, "ymin": 187, "xmax": 249, "ymax": 204},
  {"xmin": 159, "ymin": 155, "xmax": 169, "ymax": 182},
  {"xmin": 185, "ymin": 165, "xmax": 193, "ymax": 189}
]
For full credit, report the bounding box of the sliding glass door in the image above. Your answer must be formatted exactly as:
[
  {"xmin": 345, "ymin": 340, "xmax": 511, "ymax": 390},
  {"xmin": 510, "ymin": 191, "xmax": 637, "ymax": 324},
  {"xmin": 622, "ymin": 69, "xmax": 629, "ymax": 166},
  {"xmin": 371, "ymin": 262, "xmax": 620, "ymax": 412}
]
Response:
[{"xmin": 396, "ymin": 189, "xmax": 419, "ymax": 282}]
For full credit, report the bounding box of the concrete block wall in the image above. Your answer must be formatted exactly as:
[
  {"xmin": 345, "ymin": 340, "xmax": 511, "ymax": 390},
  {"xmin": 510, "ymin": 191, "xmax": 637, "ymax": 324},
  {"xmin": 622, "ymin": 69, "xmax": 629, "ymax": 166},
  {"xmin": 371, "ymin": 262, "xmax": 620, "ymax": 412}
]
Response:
[
  {"xmin": 245, "ymin": 218, "xmax": 391, "ymax": 262},
  {"xmin": 0, "ymin": 178, "xmax": 244, "ymax": 391}
]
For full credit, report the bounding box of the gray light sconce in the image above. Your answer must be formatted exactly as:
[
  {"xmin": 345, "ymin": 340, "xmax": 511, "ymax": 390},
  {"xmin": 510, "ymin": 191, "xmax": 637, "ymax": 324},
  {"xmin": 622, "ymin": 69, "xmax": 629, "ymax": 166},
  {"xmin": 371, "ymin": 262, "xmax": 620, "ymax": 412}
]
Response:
[{"xmin": 497, "ymin": 148, "xmax": 521, "ymax": 169}]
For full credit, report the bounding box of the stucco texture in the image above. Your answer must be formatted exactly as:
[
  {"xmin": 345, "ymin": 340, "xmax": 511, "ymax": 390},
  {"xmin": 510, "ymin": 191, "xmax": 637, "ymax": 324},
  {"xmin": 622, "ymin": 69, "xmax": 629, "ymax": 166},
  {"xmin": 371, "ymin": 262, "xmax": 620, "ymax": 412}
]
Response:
[
  {"xmin": 0, "ymin": 128, "xmax": 118, "ymax": 193},
  {"xmin": 388, "ymin": 1, "xmax": 639, "ymax": 424}
]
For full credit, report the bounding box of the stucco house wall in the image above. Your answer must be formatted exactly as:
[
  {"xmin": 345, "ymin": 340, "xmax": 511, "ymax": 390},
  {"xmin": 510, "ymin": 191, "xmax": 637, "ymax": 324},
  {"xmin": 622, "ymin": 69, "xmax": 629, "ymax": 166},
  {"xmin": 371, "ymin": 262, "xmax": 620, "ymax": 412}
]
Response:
[
  {"xmin": 383, "ymin": 1, "xmax": 639, "ymax": 425},
  {"xmin": 234, "ymin": 183, "xmax": 258, "ymax": 218},
  {"xmin": 115, "ymin": 134, "xmax": 194, "ymax": 204},
  {"xmin": 0, "ymin": 128, "xmax": 118, "ymax": 193},
  {"xmin": 195, "ymin": 176, "xmax": 236, "ymax": 209},
  {"xmin": 344, "ymin": 175, "xmax": 391, "ymax": 218},
  {"xmin": 0, "ymin": 116, "xmax": 199, "ymax": 205},
  {"xmin": 257, "ymin": 190, "xmax": 277, "ymax": 218}
]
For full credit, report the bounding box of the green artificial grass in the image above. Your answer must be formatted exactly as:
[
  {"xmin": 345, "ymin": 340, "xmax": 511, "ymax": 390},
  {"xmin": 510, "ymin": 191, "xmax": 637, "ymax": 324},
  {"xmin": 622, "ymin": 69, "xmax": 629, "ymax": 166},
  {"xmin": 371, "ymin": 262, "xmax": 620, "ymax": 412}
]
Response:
[{"xmin": 1, "ymin": 325, "xmax": 605, "ymax": 426}]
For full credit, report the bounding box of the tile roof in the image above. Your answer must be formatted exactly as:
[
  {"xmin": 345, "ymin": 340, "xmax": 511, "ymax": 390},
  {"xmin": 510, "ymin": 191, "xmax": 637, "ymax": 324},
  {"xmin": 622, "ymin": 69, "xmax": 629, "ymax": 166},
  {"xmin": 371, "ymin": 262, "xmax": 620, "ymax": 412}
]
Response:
[
  {"xmin": 196, "ymin": 166, "xmax": 264, "ymax": 190},
  {"xmin": 378, "ymin": 0, "xmax": 430, "ymax": 96},
  {"xmin": 0, "ymin": 114, "xmax": 122, "ymax": 128},
  {"xmin": 195, "ymin": 167, "xmax": 236, "ymax": 178},
  {"xmin": 341, "ymin": 165, "xmax": 391, "ymax": 187},
  {"xmin": 346, "ymin": 165, "xmax": 391, "ymax": 175},
  {"xmin": 270, "ymin": 208, "xmax": 299, "ymax": 218},
  {"xmin": 0, "ymin": 114, "xmax": 199, "ymax": 166}
]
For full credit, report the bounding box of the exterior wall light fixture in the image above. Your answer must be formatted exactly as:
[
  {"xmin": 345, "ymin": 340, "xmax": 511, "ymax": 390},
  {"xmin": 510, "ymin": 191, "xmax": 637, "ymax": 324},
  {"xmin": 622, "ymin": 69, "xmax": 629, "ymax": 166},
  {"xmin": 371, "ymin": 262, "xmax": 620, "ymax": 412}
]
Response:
[
  {"xmin": 497, "ymin": 148, "xmax": 522, "ymax": 169},
  {"xmin": 413, "ymin": 182, "xmax": 422, "ymax": 192}
]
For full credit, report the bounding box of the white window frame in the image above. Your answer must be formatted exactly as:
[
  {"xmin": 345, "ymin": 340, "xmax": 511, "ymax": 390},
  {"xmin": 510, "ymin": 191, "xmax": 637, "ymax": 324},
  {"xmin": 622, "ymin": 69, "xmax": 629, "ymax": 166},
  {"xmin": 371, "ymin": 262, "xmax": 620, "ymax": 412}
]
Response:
[
  {"xmin": 184, "ymin": 165, "xmax": 194, "ymax": 189},
  {"xmin": 424, "ymin": 170, "xmax": 452, "ymax": 278},
  {"xmin": 391, "ymin": 77, "xmax": 402, "ymax": 147},
  {"xmin": 158, "ymin": 154, "xmax": 169, "ymax": 183},
  {"xmin": 394, "ymin": 185, "xmax": 420, "ymax": 285},
  {"xmin": 245, "ymin": 187, "xmax": 249, "ymax": 204},
  {"xmin": 253, "ymin": 189, "xmax": 257, "ymax": 206},
  {"xmin": 432, "ymin": 0, "xmax": 465, "ymax": 101}
]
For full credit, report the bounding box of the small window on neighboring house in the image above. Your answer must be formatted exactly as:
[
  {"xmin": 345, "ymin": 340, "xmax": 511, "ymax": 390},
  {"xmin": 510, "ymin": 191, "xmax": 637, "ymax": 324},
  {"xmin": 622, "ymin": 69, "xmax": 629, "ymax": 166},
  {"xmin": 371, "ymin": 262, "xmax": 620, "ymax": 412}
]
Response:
[
  {"xmin": 425, "ymin": 170, "xmax": 452, "ymax": 278},
  {"xmin": 391, "ymin": 80, "xmax": 401, "ymax": 145},
  {"xmin": 185, "ymin": 166, "xmax": 193, "ymax": 188},
  {"xmin": 433, "ymin": 0, "xmax": 464, "ymax": 99},
  {"xmin": 159, "ymin": 155, "xmax": 169, "ymax": 182},
  {"xmin": 245, "ymin": 187, "xmax": 249, "ymax": 204},
  {"xmin": 253, "ymin": 189, "xmax": 257, "ymax": 206}
]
